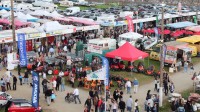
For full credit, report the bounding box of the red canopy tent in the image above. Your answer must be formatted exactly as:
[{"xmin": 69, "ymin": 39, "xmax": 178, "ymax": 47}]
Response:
[
  {"xmin": 193, "ymin": 32, "xmax": 200, "ymax": 35},
  {"xmin": 105, "ymin": 42, "xmax": 149, "ymax": 61}
]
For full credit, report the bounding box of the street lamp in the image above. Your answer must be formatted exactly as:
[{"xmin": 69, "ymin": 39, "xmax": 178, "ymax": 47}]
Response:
[
  {"xmin": 10, "ymin": 0, "xmax": 16, "ymax": 51},
  {"xmin": 159, "ymin": 2, "xmax": 166, "ymax": 107},
  {"xmin": 135, "ymin": 11, "xmax": 138, "ymax": 33}
]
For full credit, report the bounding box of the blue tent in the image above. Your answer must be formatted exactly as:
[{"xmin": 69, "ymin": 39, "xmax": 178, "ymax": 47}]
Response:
[{"xmin": 166, "ymin": 21, "xmax": 197, "ymax": 29}]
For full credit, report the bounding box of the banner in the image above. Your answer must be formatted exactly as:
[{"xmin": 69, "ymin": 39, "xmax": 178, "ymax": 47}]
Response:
[
  {"xmin": 154, "ymin": 27, "xmax": 159, "ymax": 39},
  {"xmin": 100, "ymin": 57, "xmax": 109, "ymax": 87},
  {"xmin": 87, "ymin": 67, "xmax": 106, "ymax": 80},
  {"xmin": 193, "ymin": 16, "xmax": 197, "ymax": 24},
  {"xmin": 125, "ymin": 16, "xmax": 134, "ymax": 32},
  {"xmin": 178, "ymin": 2, "xmax": 182, "ymax": 14},
  {"xmin": 156, "ymin": 16, "xmax": 159, "ymax": 26},
  {"xmin": 17, "ymin": 33, "xmax": 27, "ymax": 67},
  {"xmin": 31, "ymin": 71, "xmax": 39, "ymax": 108},
  {"xmin": 160, "ymin": 44, "xmax": 167, "ymax": 67}
]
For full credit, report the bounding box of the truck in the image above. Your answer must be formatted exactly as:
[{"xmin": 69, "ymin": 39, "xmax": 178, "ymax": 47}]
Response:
[
  {"xmin": 87, "ymin": 38, "xmax": 116, "ymax": 55},
  {"xmin": 118, "ymin": 32, "xmax": 157, "ymax": 50},
  {"xmin": 150, "ymin": 41, "xmax": 192, "ymax": 66},
  {"xmin": 64, "ymin": 7, "xmax": 80, "ymax": 16}
]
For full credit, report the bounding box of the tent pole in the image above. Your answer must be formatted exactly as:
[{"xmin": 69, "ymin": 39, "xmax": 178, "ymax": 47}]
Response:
[
  {"xmin": 131, "ymin": 61, "xmax": 133, "ymax": 76},
  {"xmin": 148, "ymin": 57, "xmax": 149, "ymax": 66}
]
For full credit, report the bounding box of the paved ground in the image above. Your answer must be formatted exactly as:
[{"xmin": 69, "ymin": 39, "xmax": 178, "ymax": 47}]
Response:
[
  {"xmin": 119, "ymin": 63, "xmax": 199, "ymax": 111},
  {"xmin": 1, "ymin": 61, "xmax": 199, "ymax": 112},
  {"xmin": 2, "ymin": 68, "xmax": 92, "ymax": 112}
]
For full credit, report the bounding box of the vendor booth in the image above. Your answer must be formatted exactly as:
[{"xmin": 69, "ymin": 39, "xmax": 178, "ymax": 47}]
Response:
[{"xmin": 177, "ymin": 35, "xmax": 200, "ymax": 56}]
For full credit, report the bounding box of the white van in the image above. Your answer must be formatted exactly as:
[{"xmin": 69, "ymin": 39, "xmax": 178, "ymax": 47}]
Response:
[
  {"xmin": 64, "ymin": 7, "xmax": 80, "ymax": 16},
  {"xmin": 60, "ymin": 0, "xmax": 74, "ymax": 7},
  {"xmin": 119, "ymin": 11, "xmax": 133, "ymax": 18},
  {"xmin": 32, "ymin": 1, "xmax": 57, "ymax": 12},
  {"xmin": 87, "ymin": 38, "xmax": 116, "ymax": 54}
]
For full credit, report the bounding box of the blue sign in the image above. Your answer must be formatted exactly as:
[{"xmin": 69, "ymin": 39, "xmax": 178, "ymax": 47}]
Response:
[
  {"xmin": 100, "ymin": 57, "xmax": 109, "ymax": 86},
  {"xmin": 31, "ymin": 71, "xmax": 39, "ymax": 108},
  {"xmin": 17, "ymin": 34, "xmax": 27, "ymax": 66}
]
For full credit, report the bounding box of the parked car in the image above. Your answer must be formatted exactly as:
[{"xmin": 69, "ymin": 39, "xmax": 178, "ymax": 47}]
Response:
[
  {"xmin": 0, "ymin": 92, "xmax": 12, "ymax": 107},
  {"xmin": 5, "ymin": 99, "xmax": 42, "ymax": 112}
]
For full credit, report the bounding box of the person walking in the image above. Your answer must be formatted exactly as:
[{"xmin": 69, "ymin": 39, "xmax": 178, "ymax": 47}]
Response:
[
  {"xmin": 45, "ymin": 87, "xmax": 52, "ymax": 106},
  {"xmin": 42, "ymin": 78, "xmax": 49, "ymax": 94},
  {"xmin": 61, "ymin": 77, "xmax": 65, "ymax": 92},
  {"xmin": 73, "ymin": 88, "xmax": 81, "ymax": 104},
  {"xmin": 85, "ymin": 96, "xmax": 92, "ymax": 112},
  {"xmin": 113, "ymin": 89, "xmax": 119, "ymax": 102},
  {"xmin": 111, "ymin": 100, "xmax": 118, "ymax": 112},
  {"xmin": 119, "ymin": 98, "xmax": 126, "ymax": 112},
  {"xmin": 0, "ymin": 78, "xmax": 6, "ymax": 92},
  {"xmin": 24, "ymin": 70, "xmax": 29, "ymax": 84},
  {"xmin": 133, "ymin": 78, "xmax": 139, "ymax": 94},
  {"xmin": 154, "ymin": 78, "xmax": 158, "ymax": 91},
  {"xmin": 5, "ymin": 76, "xmax": 11, "ymax": 90},
  {"xmin": 126, "ymin": 95, "xmax": 133, "ymax": 112},
  {"xmin": 19, "ymin": 74, "xmax": 23, "ymax": 85},
  {"xmin": 163, "ymin": 79, "xmax": 169, "ymax": 96},
  {"xmin": 184, "ymin": 61, "xmax": 188, "ymax": 73},
  {"xmin": 169, "ymin": 82, "xmax": 175, "ymax": 93},
  {"xmin": 134, "ymin": 99, "xmax": 139, "ymax": 112},
  {"xmin": 125, "ymin": 80, "xmax": 131, "ymax": 94},
  {"xmin": 93, "ymin": 95, "xmax": 99, "ymax": 112},
  {"xmin": 13, "ymin": 75, "xmax": 17, "ymax": 90},
  {"xmin": 49, "ymin": 47, "xmax": 55, "ymax": 57},
  {"xmin": 56, "ymin": 76, "xmax": 61, "ymax": 91},
  {"xmin": 52, "ymin": 79, "xmax": 56, "ymax": 94},
  {"xmin": 17, "ymin": 64, "xmax": 21, "ymax": 75}
]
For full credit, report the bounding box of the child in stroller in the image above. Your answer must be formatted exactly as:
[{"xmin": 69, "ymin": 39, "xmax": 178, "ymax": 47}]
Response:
[{"xmin": 65, "ymin": 92, "xmax": 74, "ymax": 103}]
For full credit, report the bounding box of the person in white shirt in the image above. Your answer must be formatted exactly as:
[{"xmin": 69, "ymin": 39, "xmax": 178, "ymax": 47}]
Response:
[
  {"xmin": 49, "ymin": 47, "xmax": 55, "ymax": 57},
  {"xmin": 125, "ymin": 80, "xmax": 132, "ymax": 94},
  {"xmin": 59, "ymin": 71, "xmax": 64, "ymax": 77},
  {"xmin": 73, "ymin": 88, "xmax": 81, "ymax": 104},
  {"xmin": 52, "ymin": 80, "xmax": 57, "ymax": 94},
  {"xmin": 63, "ymin": 45, "xmax": 68, "ymax": 53},
  {"xmin": 111, "ymin": 100, "xmax": 118, "ymax": 112},
  {"xmin": 134, "ymin": 99, "xmax": 139, "ymax": 112},
  {"xmin": 126, "ymin": 95, "xmax": 133, "ymax": 112},
  {"xmin": 147, "ymin": 97, "xmax": 154, "ymax": 109},
  {"xmin": 42, "ymin": 72, "xmax": 46, "ymax": 79}
]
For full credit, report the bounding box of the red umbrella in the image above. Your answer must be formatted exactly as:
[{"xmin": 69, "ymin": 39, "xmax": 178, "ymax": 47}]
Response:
[
  {"xmin": 193, "ymin": 32, "xmax": 200, "ymax": 35},
  {"xmin": 143, "ymin": 29, "xmax": 154, "ymax": 33},
  {"xmin": 185, "ymin": 31, "xmax": 194, "ymax": 35},
  {"xmin": 159, "ymin": 29, "xmax": 171, "ymax": 35},
  {"xmin": 171, "ymin": 32, "xmax": 181, "ymax": 37}
]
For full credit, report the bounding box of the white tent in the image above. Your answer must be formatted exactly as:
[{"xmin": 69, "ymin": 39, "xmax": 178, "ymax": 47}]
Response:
[
  {"xmin": 30, "ymin": 10, "xmax": 50, "ymax": 16},
  {"xmin": 37, "ymin": 21, "xmax": 75, "ymax": 33},
  {"xmin": 50, "ymin": 11, "xmax": 64, "ymax": 18},
  {"xmin": 0, "ymin": 9, "xmax": 8, "ymax": 15}
]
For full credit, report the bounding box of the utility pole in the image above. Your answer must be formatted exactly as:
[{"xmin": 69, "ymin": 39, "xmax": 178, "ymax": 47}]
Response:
[
  {"xmin": 10, "ymin": 0, "xmax": 16, "ymax": 52},
  {"xmin": 159, "ymin": 3, "xmax": 165, "ymax": 107}
]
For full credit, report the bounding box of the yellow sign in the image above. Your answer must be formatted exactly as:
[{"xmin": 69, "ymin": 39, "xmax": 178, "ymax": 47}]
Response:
[{"xmin": 28, "ymin": 33, "xmax": 41, "ymax": 38}]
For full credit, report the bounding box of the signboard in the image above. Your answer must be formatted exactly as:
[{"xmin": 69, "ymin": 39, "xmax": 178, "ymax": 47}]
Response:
[
  {"xmin": 83, "ymin": 25, "xmax": 100, "ymax": 31},
  {"xmin": 0, "ymin": 37, "xmax": 13, "ymax": 43},
  {"xmin": 27, "ymin": 32, "xmax": 46, "ymax": 40},
  {"xmin": 49, "ymin": 29, "xmax": 74, "ymax": 36},
  {"xmin": 87, "ymin": 43, "xmax": 102, "ymax": 54},
  {"xmin": 87, "ymin": 67, "xmax": 106, "ymax": 80},
  {"xmin": 17, "ymin": 33, "xmax": 27, "ymax": 67}
]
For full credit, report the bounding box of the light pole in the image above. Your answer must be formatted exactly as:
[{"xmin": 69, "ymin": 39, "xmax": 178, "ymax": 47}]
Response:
[
  {"xmin": 159, "ymin": 3, "xmax": 165, "ymax": 107},
  {"xmin": 10, "ymin": 0, "xmax": 16, "ymax": 51},
  {"xmin": 135, "ymin": 11, "xmax": 138, "ymax": 33}
]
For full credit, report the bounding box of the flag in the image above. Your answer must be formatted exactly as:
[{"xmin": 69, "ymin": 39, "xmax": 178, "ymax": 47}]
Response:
[
  {"xmin": 100, "ymin": 57, "xmax": 109, "ymax": 87},
  {"xmin": 31, "ymin": 71, "xmax": 39, "ymax": 108},
  {"xmin": 178, "ymin": 2, "xmax": 182, "ymax": 13},
  {"xmin": 154, "ymin": 27, "xmax": 159, "ymax": 39},
  {"xmin": 17, "ymin": 33, "xmax": 27, "ymax": 67},
  {"xmin": 156, "ymin": 16, "xmax": 159, "ymax": 26},
  {"xmin": 193, "ymin": 16, "xmax": 197, "ymax": 24},
  {"xmin": 125, "ymin": 16, "xmax": 134, "ymax": 32}
]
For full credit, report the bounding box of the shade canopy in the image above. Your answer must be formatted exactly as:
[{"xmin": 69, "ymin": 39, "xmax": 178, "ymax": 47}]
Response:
[
  {"xmin": 105, "ymin": 42, "xmax": 149, "ymax": 61},
  {"xmin": 177, "ymin": 35, "xmax": 200, "ymax": 44},
  {"xmin": 185, "ymin": 25, "xmax": 200, "ymax": 32},
  {"xmin": 167, "ymin": 21, "xmax": 197, "ymax": 29}
]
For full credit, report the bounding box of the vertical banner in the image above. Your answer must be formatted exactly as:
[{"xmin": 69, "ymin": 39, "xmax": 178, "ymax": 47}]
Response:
[
  {"xmin": 154, "ymin": 27, "xmax": 159, "ymax": 39},
  {"xmin": 193, "ymin": 16, "xmax": 197, "ymax": 24},
  {"xmin": 31, "ymin": 71, "xmax": 39, "ymax": 108},
  {"xmin": 178, "ymin": 2, "xmax": 182, "ymax": 14},
  {"xmin": 100, "ymin": 57, "xmax": 109, "ymax": 87},
  {"xmin": 17, "ymin": 33, "xmax": 27, "ymax": 67},
  {"xmin": 156, "ymin": 16, "xmax": 159, "ymax": 26},
  {"xmin": 125, "ymin": 16, "xmax": 134, "ymax": 32}
]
